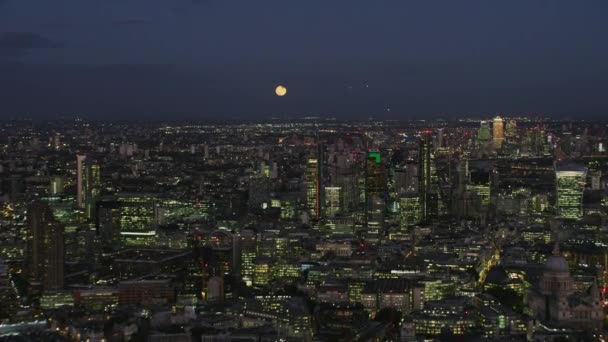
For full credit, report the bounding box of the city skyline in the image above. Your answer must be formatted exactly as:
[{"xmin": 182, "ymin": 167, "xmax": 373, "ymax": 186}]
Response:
[
  {"xmin": 3, "ymin": 1, "xmax": 608, "ymax": 341},
  {"xmin": 1, "ymin": 116, "xmax": 608, "ymax": 340}
]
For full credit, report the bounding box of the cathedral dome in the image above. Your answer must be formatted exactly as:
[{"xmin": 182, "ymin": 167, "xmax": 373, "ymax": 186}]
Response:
[
  {"xmin": 545, "ymin": 255, "xmax": 569, "ymax": 273},
  {"xmin": 544, "ymin": 242, "xmax": 569, "ymax": 273}
]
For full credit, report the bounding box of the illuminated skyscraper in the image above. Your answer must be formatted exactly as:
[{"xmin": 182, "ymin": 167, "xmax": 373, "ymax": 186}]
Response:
[
  {"xmin": 399, "ymin": 195, "xmax": 421, "ymax": 229},
  {"xmin": 237, "ymin": 230, "xmax": 257, "ymax": 287},
  {"xmin": 477, "ymin": 121, "xmax": 492, "ymax": 145},
  {"xmin": 91, "ymin": 164, "xmax": 101, "ymax": 193},
  {"xmin": 97, "ymin": 195, "xmax": 158, "ymax": 247},
  {"xmin": 254, "ymin": 257, "xmax": 271, "ymax": 288},
  {"xmin": 333, "ymin": 160, "xmax": 359, "ymax": 214},
  {"xmin": 324, "ymin": 186, "xmax": 342, "ymax": 217},
  {"xmin": 84, "ymin": 162, "xmax": 101, "ymax": 219},
  {"xmin": 76, "ymin": 154, "xmax": 86, "ymax": 208},
  {"xmin": 365, "ymin": 151, "xmax": 386, "ymax": 226},
  {"xmin": 588, "ymin": 161, "xmax": 601, "ymax": 190},
  {"xmin": 503, "ymin": 119, "xmax": 518, "ymax": 155},
  {"xmin": 418, "ymin": 131, "xmax": 438, "ymax": 223},
  {"xmin": 76, "ymin": 154, "xmax": 101, "ymax": 218},
  {"xmin": 555, "ymin": 164, "xmax": 587, "ymax": 220},
  {"xmin": 505, "ymin": 119, "xmax": 517, "ymax": 140},
  {"xmin": 27, "ymin": 202, "xmax": 65, "ymax": 291},
  {"xmin": 467, "ymin": 163, "xmax": 491, "ymax": 209},
  {"xmin": 305, "ymin": 158, "xmax": 321, "ymax": 219},
  {"xmin": 49, "ymin": 176, "xmax": 65, "ymax": 195},
  {"xmin": 525, "ymin": 127, "xmax": 548, "ymax": 156},
  {"xmin": 493, "ymin": 116, "xmax": 504, "ymax": 149},
  {"xmin": 365, "ymin": 152, "xmax": 385, "ymax": 196}
]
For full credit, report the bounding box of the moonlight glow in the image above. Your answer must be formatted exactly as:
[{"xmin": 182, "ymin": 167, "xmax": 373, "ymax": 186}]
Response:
[{"xmin": 275, "ymin": 85, "xmax": 287, "ymax": 97}]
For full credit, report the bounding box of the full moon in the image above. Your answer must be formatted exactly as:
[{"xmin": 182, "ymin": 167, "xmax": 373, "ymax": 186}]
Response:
[{"xmin": 275, "ymin": 85, "xmax": 287, "ymax": 97}]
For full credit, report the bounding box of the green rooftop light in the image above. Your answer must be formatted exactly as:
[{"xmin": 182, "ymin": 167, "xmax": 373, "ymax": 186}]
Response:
[{"xmin": 368, "ymin": 151, "xmax": 381, "ymax": 164}]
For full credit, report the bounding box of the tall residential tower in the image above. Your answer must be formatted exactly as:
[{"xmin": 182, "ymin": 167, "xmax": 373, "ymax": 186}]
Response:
[{"xmin": 27, "ymin": 202, "xmax": 65, "ymax": 291}]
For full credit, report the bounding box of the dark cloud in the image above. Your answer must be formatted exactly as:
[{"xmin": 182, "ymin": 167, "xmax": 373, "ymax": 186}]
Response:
[{"xmin": 0, "ymin": 32, "xmax": 62, "ymax": 55}]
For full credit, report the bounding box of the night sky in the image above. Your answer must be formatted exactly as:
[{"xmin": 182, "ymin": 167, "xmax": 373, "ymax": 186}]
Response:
[{"xmin": 1, "ymin": 0, "xmax": 607, "ymax": 120}]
